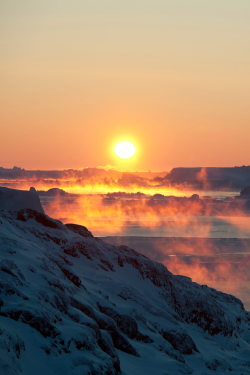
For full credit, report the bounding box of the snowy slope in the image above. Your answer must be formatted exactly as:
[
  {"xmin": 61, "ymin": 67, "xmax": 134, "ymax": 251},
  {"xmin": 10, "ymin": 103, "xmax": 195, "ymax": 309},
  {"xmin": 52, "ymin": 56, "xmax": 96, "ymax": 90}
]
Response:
[{"xmin": 0, "ymin": 207, "xmax": 250, "ymax": 374}]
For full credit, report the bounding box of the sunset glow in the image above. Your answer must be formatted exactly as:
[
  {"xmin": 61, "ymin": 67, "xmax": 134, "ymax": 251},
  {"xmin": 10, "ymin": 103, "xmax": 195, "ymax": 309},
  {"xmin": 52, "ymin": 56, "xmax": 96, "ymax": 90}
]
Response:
[
  {"xmin": 1, "ymin": 2, "xmax": 250, "ymax": 373},
  {"xmin": 1, "ymin": 2, "xmax": 250, "ymax": 170},
  {"xmin": 114, "ymin": 142, "xmax": 136, "ymax": 159}
]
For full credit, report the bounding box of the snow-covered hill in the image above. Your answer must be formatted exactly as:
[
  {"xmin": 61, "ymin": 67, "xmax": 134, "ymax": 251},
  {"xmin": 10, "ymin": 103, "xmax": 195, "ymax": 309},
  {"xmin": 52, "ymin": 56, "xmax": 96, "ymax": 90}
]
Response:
[{"xmin": 0, "ymin": 205, "xmax": 250, "ymax": 374}]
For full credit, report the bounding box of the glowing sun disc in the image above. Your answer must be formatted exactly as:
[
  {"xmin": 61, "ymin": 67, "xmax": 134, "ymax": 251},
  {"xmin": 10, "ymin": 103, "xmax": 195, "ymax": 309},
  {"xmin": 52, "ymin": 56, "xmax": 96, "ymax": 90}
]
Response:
[{"xmin": 115, "ymin": 141, "xmax": 136, "ymax": 159}]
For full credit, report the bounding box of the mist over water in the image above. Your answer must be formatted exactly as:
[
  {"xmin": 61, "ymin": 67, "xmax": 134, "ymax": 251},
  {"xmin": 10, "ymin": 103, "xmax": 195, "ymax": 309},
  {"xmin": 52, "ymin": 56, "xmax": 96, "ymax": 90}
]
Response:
[
  {"xmin": 2, "ymin": 172, "xmax": 250, "ymax": 309},
  {"xmin": 39, "ymin": 191, "xmax": 250, "ymax": 238},
  {"xmin": 85, "ymin": 217, "xmax": 250, "ymax": 238}
]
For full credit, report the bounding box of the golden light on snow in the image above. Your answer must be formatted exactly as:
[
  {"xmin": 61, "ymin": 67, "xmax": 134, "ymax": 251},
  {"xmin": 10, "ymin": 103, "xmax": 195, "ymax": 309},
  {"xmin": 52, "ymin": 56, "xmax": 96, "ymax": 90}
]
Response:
[{"xmin": 114, "ymin": 141, "xmax": 136, "ymax": 159}]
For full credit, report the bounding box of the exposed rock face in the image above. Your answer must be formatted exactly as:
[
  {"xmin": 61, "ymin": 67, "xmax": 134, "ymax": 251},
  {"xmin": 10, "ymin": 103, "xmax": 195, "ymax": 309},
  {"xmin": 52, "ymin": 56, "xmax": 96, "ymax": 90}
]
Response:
[
  {"xmin": 167, "ymin": 166, "xmax": 250, "ymax": 188},
  {"xmin": 16, "ymin": 208, "xmax": 63, "ymax": 229},
  {"xmin": 65, "ymin": 223, "xmax": 94, "ymax": 238},
  {"xmin": 0, "ymin": 206, "xmax": 250, "ymax": 374},
  {"xmin": 98, "ymin": 304, "xmax": 153, "ymax": 343},
  {"xmin": 161, "ymin": 329, "xmax": 199, "ymax": 355}
]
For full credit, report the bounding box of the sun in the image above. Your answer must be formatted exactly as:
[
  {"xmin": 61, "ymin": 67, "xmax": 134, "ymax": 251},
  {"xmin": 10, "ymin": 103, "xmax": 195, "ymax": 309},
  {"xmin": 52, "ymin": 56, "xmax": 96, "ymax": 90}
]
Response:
[{"xmin": 114, "ymin": 141, "xmax": 136, "ymax": 159}]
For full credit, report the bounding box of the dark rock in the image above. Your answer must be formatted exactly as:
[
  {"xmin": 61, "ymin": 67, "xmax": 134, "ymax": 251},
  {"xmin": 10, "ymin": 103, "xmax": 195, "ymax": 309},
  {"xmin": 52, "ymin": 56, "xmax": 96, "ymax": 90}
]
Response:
[
  {"xmin": 63, "ymin": 246, "xmax": 80, "ymax": 258},
  {"xmin": 70, "ymin": 297, "xmax": 96, "ymax": 320},
  {"xmin": 98, "ymin": 305, "xmax": 153, "ymax": 343},
  {"xmin": 28, "ymin": 317, "xmax": 59, "ymax": 338},
  {"xmin": 53, "ymin": 294, "xmax": 69, "ymax": 314},
  {"xmin": 100, "ymin": 259, "xmax": 115, "ymax": 272},
  {"xmin": 72, "ymin": 330, "xmax": 96, "ymax": 352},
  {"xmin": 98, "ymin": 330, "xmax": 121, "ymax": 373},
  {"xmin": 13, "ymin": 338, "xmax": 25, "ymax": 358},
  {"xmin": 65, "ymin": 223, "xmax": 94, "ymax": 238},
  {"xmin": 205, "ymin": 358, "xmax": 233, "ymax": 371},
  {"xmin": 0, "ymin": 309, "xmax": 59, "ymax": 338},
  {"xmin": 16, "ymin": 209, "xmax": 63, "ymax": 230},
  {"xmin": 186, "ymin": 305, "xmax": 234, "ymax": 336},
  {"xmin": 73, "ymin": 243, "xmax": 92, "ymax": 260},
  {"xmin": 60, "ymin": 268, "xmax": 81, "ymax": 287},
  {"xmin": 94, "ymin": 311, "xmax": 140, "ymax": 357},
  {"xmin": 58, "ymin": 254, "xmax": 73, "ymax": 266},
  {"xmin": 162, "ymin": 329, "xmax": 199, "ymax": 355},
  {"xmin": 0, "ymin": 260, "xmax": 26, "ymax": 281},
  {"xmin": 1, "ymin": 267, "xmax": 17, "ymax": 277},
  {"xmin": 159, "ymin": 344, "xmax": 185, "ymax": 363},
  {"xmin": 53, "ymin": 261, "xmax": 81, "ymax": 287},
  {"xmin": 0, "ymin": 309, "xmax": 23, "ymax": 321}
]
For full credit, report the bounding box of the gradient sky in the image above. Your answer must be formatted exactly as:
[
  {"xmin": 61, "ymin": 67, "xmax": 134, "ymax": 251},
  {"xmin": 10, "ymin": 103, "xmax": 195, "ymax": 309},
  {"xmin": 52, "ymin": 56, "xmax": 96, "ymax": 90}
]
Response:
[{"xmin": 1, "ymin": 1, "xmax": 250, "ymax": 171}]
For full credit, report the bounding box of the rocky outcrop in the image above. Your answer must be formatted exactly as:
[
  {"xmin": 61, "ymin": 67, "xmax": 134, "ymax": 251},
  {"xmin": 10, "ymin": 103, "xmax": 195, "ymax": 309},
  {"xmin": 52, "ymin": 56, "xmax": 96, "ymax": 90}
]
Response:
[
  {"xmin": 16, "ymin": 208, "xmax": 63, "ymax": 229},
  {"xmin": 65, "ymin": 223, "xmax": 94, "ymax": 238},
  {"xmin": 162, "ymin": 329, "xmax": 199, "ymax": 355},
  {"xmin": 98, "ymin": 304, "xmax": 153, "ymax": 343}
]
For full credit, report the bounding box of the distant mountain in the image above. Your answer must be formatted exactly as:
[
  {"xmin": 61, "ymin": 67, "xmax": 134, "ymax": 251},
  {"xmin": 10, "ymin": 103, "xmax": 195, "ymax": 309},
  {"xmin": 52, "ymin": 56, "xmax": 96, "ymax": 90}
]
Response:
[
  {"xmin": 1, "ymin": 166, "xmax": 250, "ymax": 191},
  {"xmin": 0, "ymin": 166, "xmax": 166, "ymax": 181},
  {"xmin": 165, "ymin": 166, "xmax": 250, "ymax": 189},
  {"xmin": 0, "ymin": 191, "xmax": 250, "ymax": 374},
  {"xmin": 37, "ymin": 188, "xmax": 72, "ymax": 196}
]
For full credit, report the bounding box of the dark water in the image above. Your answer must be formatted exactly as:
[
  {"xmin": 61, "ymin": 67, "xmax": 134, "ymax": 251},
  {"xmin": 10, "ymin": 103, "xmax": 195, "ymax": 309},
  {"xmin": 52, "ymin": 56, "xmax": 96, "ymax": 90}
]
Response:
[{"xmin": 86, "ymin": 216, "xmax": 250, "ymax": 238}]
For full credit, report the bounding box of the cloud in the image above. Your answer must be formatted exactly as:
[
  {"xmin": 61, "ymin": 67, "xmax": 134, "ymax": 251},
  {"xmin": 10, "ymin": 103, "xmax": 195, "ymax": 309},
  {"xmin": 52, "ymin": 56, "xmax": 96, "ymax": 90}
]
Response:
[{"xmin": 97, "ymin": 165, "xmax": 118, "ymax": 171}]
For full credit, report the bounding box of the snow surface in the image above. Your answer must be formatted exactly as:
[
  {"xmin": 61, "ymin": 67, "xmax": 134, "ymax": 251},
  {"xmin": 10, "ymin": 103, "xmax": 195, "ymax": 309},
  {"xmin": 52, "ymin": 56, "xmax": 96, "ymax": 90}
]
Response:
[{"xmin": 0, "ymin": 202, "xmax": 250, "ymax": 373}]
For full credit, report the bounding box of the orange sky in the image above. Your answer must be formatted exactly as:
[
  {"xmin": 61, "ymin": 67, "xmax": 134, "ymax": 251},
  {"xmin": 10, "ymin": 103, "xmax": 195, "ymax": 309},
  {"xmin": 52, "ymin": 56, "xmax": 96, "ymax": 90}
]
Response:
[{"xmin": 1, "ymin": 1, "xmax": 250, "ymax": 171}]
